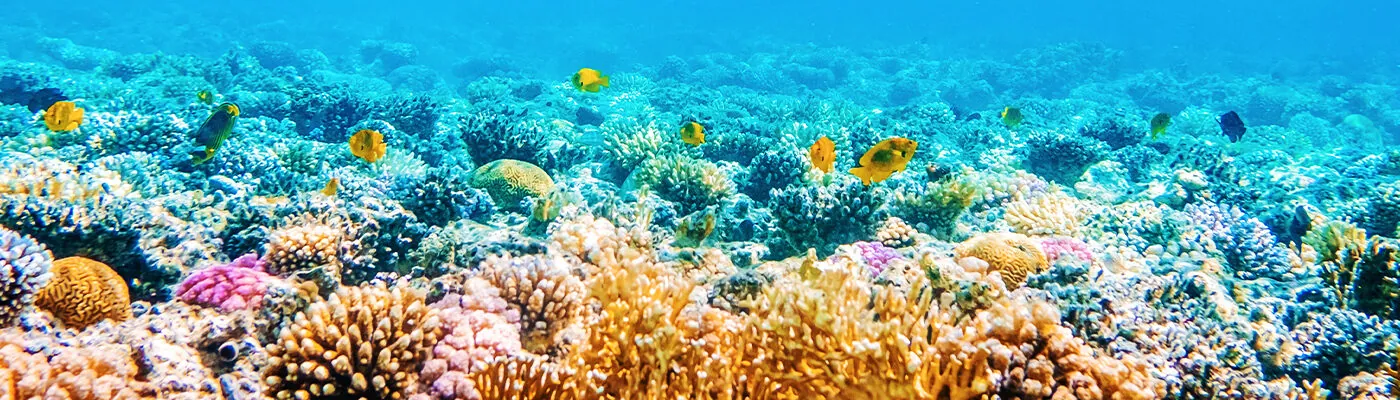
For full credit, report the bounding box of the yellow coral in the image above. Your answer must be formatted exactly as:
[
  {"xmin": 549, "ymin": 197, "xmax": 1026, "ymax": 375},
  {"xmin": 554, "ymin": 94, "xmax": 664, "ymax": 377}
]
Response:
[
  {"xmin": 34, "ymin": 256, "xmax": 131, "ymax": 329},
  {"xmin": 1302, "ymin": 220, "xmax": 1367, "ymax": 263},
  {"xmin": 954, "ymin": 232, "xmax": 1049, "ymax": 288},
  {"xmin": 1004, "ymin": 191, "xmax": 1085, "ymax": 236},
  {"xmin": 263, "ymin": 284, "xmax": 440, "ymax": 400},
  {"xmin": 470, "ymin": 159, "xmax": 555, "ymax": 210}
]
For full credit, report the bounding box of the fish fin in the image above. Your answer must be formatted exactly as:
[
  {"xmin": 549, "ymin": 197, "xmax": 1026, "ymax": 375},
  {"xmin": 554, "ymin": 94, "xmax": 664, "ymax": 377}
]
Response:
[
  {"xmin": 849, "ymin": 166, "xmax": 874, "ymax": 185},
  {"xmin": 600, "ymin": 75, "xmax": 610, "ymax": 87},
  {"xmin": 868, "ymin": 168, "xmax": 895, "ymax": 184},
  {"xmin": 190, "ymin": 149, "xmax": 210, "ymax": 165}
]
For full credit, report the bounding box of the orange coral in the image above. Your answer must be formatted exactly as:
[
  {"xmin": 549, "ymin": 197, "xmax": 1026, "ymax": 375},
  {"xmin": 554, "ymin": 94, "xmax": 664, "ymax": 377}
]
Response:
[
  {"xmin": 0, "ymin": 330, "xmax": 153, "ymax": 399},
  {"xmin": 348, "ymin": 129, "xmax": 387, "ymax": 163},
  {"xmin": 43, "ymin": 101, "xmax": 84, "ymax": 132},
  {"xmin": 954, "ymin": 232, "xmax": 1049, "ymax": 288},
  {"xmin": 34, "ymin": 256, "xmax": 132, "ymax": 329}
]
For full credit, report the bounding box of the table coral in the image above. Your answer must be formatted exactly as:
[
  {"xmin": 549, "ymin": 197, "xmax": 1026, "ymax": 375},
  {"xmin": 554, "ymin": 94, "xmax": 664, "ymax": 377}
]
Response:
[
  {"xmin": 34, "ymin": 256, "xmax": 132, "ymax": 329},
  {"xmin": 175, "ymin": 253, "xmax": 275, "ymax": 311},
  {"xmin": 0, "ymin": 226, "xmax": 51, "ymax": 327},
  {"xmin": 954, "ymin": 232, "xmax": 1049, "ymax": 289},
  {"xmin": 263, "ymin": 284, "xmax": 441, "ymax": 400}
]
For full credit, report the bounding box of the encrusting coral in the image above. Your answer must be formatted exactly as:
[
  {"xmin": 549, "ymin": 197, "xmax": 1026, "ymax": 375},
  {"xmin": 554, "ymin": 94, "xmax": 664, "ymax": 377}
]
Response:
[
  {"xmin": 34, "ymin": 256, "xmax": 132, "ymax": 329},
  {"xmin": 263, "ymin": 283, "xmax": 441, "ymax": 400}
]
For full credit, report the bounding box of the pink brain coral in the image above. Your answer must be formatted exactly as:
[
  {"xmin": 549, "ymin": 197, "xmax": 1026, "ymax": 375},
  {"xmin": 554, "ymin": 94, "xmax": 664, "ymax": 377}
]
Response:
[{"xmin": 174, "ymin": 254, "xmax": 274, "ymax": 311}]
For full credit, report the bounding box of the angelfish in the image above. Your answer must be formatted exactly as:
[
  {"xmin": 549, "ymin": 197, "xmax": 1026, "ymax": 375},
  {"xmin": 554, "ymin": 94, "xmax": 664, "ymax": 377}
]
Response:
[{"xmin": 190, "ymin": 103, "xmax": 240, "ymax": 165}]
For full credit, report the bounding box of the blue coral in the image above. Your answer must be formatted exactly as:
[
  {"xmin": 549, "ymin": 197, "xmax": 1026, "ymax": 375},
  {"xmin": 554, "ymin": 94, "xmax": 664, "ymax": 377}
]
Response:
[
  {"xmin": 1288, "ymin": 309, "xmax": 1400, "ymax": 391},
  {"xmin": 0, "ymin": 226, "xmax": 52, "ymax": 327}
]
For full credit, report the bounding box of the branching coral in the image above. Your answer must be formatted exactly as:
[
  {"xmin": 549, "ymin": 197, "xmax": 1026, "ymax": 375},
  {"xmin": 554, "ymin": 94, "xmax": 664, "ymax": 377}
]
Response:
[
  {"xmin": 769, "ymin": 175, "xmax": 885, "ymax": 257},
  {"xmin": 628, "ymin": 155, "xmax": 735, "ymax": 216},
  {"xmin": 600, "ymin": 117, "xmax": 689, "ymax": 172},
  {"xmin": 892, "ymin": 177, "xmax": 977, "ymax": 239},
  {"xmin": 263, "ymin": 284, "xmax": 441, "ymax": 400},
  {"xmin": 262, "ymin": 222, "xmax": 347, "ymax": 281},
  {"xmin": 480, "ymin": 253, "xmax": 586, "ymax": 354},
  {"xmin": 456, "ymin": 107, "xmax": 551, "ymax": 167},
  {"xmin": 34, "ymin": 256, "xmax": 132, "ymax": 329},
  {"xmin": 1021, "ymin": 129, "xmax": 1110, "ymax": 184},
  {"xmin": 0, "ymin": 226, "xmax": 51, "ymax": 327}
]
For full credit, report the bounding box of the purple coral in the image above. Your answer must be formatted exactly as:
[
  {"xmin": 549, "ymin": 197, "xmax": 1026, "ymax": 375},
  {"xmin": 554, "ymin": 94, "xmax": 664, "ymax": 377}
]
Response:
[
  {"xmin": 1040, "ymin": 237, "xmax": 1092, "ymax": 264},
  {"xmin": 419, "ymin": 278, "xmax": 522, "ymax": 400},
  {"xmin": 852, "ymin": 241, "xmax": 902, "ymax": 277},
  {"xmin": 174, "ymin": 254, "xmax": 274, "ymax": 311}
]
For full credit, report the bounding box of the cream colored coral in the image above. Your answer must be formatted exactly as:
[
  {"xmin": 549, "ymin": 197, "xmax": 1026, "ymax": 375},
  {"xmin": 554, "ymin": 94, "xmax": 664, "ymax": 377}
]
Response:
[
  {"xmin": 0, "ymin": 330, "xmax": 152, "ymax": 399},
  {"xmin": 1004, "ymin": 191, "xmax": 1085, "ymax": 236},
  {"xmin": 263, "ymin": 223, "xmax": 344, "ymax": 278},
  {"xmin": 0, "ymin": 157, "xmax": 135, "ymax": 200},
  {"xmin": 876, "ymin": 217, "xmax": 918, "ymax": 248},
  {"xmin": 480, "ymin": 253, "xmax": 587, "ymax": 354},
  {"xmin": 263, "ymin": 284, "xmax": 441, "ymax": 400}
]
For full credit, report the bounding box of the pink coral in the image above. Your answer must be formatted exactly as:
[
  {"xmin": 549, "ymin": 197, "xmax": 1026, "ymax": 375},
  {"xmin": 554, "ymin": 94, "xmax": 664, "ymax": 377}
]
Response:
[
  {"xmin": 174, "ymin": 254, "xmax": 274, "ymax": 311},
  {"xmin": 841, "ymin": 241, "xmax": 903, "ymax": 277},
  {"xmin": 419, "ymin": 278, "xmax": 523, "ymax": 400},
  {"xmin": 1040, "ymin": 237, "xmax": 1093, "ymax": 264}
]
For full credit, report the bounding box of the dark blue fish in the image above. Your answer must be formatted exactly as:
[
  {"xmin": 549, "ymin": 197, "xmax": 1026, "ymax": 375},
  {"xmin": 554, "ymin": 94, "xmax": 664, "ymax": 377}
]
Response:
[
  {"xmin": 26, "ymin": 88, "xmax": 68, "ymax": 113},
  {"xmin": 1218, "ymin": 111, "xmax": 1246, "ymax": 143},
  {"xmin": 190, "ymin": 103, "xmax": 241, "ymax": 165}
]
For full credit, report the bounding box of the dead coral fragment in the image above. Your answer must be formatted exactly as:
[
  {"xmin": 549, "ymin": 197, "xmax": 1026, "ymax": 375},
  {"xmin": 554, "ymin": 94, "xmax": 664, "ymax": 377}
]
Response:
[
  {"xmin": 954, "ymin": 232, "xmax": 1049, "ymax": 288},
  {"xmin": 263, "ymin": 284, "xmax": 440, "ymax": 400},
  {"xmin": 34, "ymin": 256, "xmax": 131, "ymax": 329}
]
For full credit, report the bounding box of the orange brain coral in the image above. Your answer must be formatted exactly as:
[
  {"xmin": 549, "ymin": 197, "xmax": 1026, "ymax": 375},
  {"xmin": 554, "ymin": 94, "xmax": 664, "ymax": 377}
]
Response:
[
  {"xmin": 34, "ymin": 256, "xmax": 132, "ymax": 329},
  {"xmin": 348, "ymin": 129, "xmax": 387, "ymax": 163},
  {"xmin": 43, "ymin": 101, "xmax": 84, "ymax": 132},
  {"xmin": 954, "ymin": 232, "xmax": 1049, "ymax": 288}
]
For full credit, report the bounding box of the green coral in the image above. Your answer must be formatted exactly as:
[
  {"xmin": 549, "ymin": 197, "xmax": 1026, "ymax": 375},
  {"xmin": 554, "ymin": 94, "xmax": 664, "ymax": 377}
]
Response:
[
  {"xmin": 891, "ymin": 176, "xmax": 976, "ymax": 240},
  {"xmin": 628, "ymin": 155, "xmax": 735, "ymax": 215},
  {"xmin": 1304, "ymin": 220, "xmax": 1368, "ymax": 263},
  {"xmin": 1321, "ymin": 236, "xmax": 1400, "ymax": 319},
  {"xmin": 601, "ymin": 118, "xmax": 690, "ymax": 172},
  {"xmin": 469, "ymin": 159, "xmax": 555, "ymax": 211}
]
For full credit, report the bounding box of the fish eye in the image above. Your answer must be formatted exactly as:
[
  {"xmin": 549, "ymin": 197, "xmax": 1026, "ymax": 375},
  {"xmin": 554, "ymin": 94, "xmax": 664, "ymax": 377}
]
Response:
[{"xmin": 218, "ymin": 341, "xmax": 240, "ymax": 362}]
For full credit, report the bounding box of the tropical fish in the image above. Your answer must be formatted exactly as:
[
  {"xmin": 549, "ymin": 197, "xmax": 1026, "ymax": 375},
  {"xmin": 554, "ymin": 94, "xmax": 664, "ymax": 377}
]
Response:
[
  {"xmin": 196, "ymin": 90, "xmax": 214, "ymax": 105},
  {"xmin": 571, "ymin": 68, "xmax": 610, "ymax": 92},
  {"xmin": 1218, "ymin": 111, "xmax": 1246, "ymax": 143},
  {"xmin": 321, "ymin": 177, "xmax": 340, "ymax": 196},
  {"xmin": 43, "ymin": 101, "xmax": 83, "ymax": 132},
  {"xmin": 1149, "ymin": 112, "xmax": 1172, "ymax": 139},
  {"xmin": 189, "ymin": 103, "xmax": 240, "ymax": 165},
  {"xmin": 809, "ymin": 136, "xmax": 836, "ymax": 173},
  {"xmin": 850, "ymin": 137, "xmax": 918, "ymax": 185},
  {"xmin": 27, "ymin": 88, "xmax": 68, "ymax": 113},
  {"xmin": 1000, "ymin": 106, "xmax": 1023, "ymax": 128},
  {"xmin": 680, "ymin": 120, "xmax": 705, "ymax": 145},
  {"xmin": 349, "ymin": 129, "xmax": 387, "ymax": 163}
]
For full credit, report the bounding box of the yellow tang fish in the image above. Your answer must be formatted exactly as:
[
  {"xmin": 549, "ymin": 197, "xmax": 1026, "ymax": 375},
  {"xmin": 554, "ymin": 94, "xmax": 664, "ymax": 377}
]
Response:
[
  {"xmin": 680, "ymin": 121, "xmax": 705, "ymax": 145},
  {"xmin": 1000, "ymin": 106, "xmax": 1024, "ymax": 128},
  {"xmin": 196, "ymin": 90, "xmax": 214, "ymax": 105},
  {"xmin": 849, "ymin": 137, "xmax": 918, "ymax": 185},
  {"xmin": 809, "ymin": 136, "xmax": 835, "ymax": 173},
  {"xmin": 349, "ymin": 129, "xmax": 387, "ymax": 163},
  {"xmin": 1149, "ymin": 112, "xmax": 1171, "ymax": 139},
  {"xmin": 571, "ymin": 68, "xmax": 610, "ymax": 92},
  {"xmin": 190, "ymin": 103, "xmax": 240, "ymax": 165},
  {"xmin": 321, "ymin": 177, "xmax": 340, "ymax": 196},
  {"xmin": 43, "ymin": 101, "xmax": 84, "ymax": 132}
]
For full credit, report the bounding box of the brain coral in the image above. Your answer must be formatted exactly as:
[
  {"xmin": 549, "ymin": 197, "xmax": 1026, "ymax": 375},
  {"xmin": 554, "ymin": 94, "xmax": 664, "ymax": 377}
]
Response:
[
  {"xmin": 0, "ymin": 227, "xmax": 52, "ymax": 327},
  {"xmin": 263, "ymin": 284, "xmax": 441, "ymax": 400},
  {"xmin": 34, "ymin": 256, "xmax": 131, "ymax": 329},
  {"xmin": 469, "ymin": 159, "xmax": 555, "ymax": 211},
  {"xmin": 954, "ymin": 232, "xmax": 1049, "ymax": 288}
]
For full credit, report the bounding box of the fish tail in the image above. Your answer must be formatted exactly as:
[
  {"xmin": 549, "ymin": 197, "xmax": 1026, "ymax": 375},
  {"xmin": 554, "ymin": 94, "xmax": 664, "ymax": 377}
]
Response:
[
  {"xmin": 849, "ymin": 166, "xmax": 873, "ymax": 185},
  {"xmin": 600, "ymin": 75, "xmax": 610, "ymax": 87}
]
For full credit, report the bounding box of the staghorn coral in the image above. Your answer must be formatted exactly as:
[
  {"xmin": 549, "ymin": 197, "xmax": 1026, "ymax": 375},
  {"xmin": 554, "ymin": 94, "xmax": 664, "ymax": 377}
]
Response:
[
  {"xmin": 263, "ymin": 284, "xmax": 441, "ymax": 400},
  {"xmin": 1004, "ymin": 190, "xmax": 1086, "ymax": 237},
  {"xmin": 0, "ymin": 226, "xmax": 52, "ymax": 327},
  {"xmin": 35, "ymin": 256, "xmax": 132, "ymax": 329},
  {"xmin": 954, "ymin": 232, "xmax": 1049, "ymax": 289},
  {"xmin": 174, "ymin": 253, "xmax": 276, "ymax": 312},
  {"xmin": 469, "ymin": 159, "xmax": 555, "ymax": 211},
  {"xmin": 479, "ymin": 253, "xmax": 586, "ymax": 355},
  {"xmin": 418, "ymin": 278, "xmax": 523, "ymax": 400}
]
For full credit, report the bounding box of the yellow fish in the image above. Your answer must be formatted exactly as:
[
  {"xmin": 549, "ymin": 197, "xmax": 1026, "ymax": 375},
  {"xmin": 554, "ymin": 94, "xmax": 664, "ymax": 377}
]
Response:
[
  {"xmin": 849, "ymin": 137, "xmax": 918, "ymax": 185},
  {"xmin": 571, "ymin": 68, "xmax": 610, "ymax": 92},
  {"xmin": 196, "ymin": 90, "xmax": 214, "ymax": 105},
  {"xmin": 349, "ymin": 129, "xmax": 387, "ymax": 163},
  {"xmin": 43, "ymin": 101, "xmax": 83, "ymax": 132},
  {"xmin": 1149, "ymin": 112, "xmax": 1171, "ymax": 139},
  {"xmin": 1000, "ymin": 106, "xmax": 1024, "ymax": 128},
  {"xmin": 680, "ymin": 121, "xmax": 705, "ymax": 145},
  {"xmin": 321, "ymin": 177, "xmax": 340, "ymax": 196},
  {"xmin": 189, "ymin": 103, "xmax": 240, "ymax": 165},
  {"xmin": 809, "ymin": 136, "xmax": 835, "ymax": 173}
]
